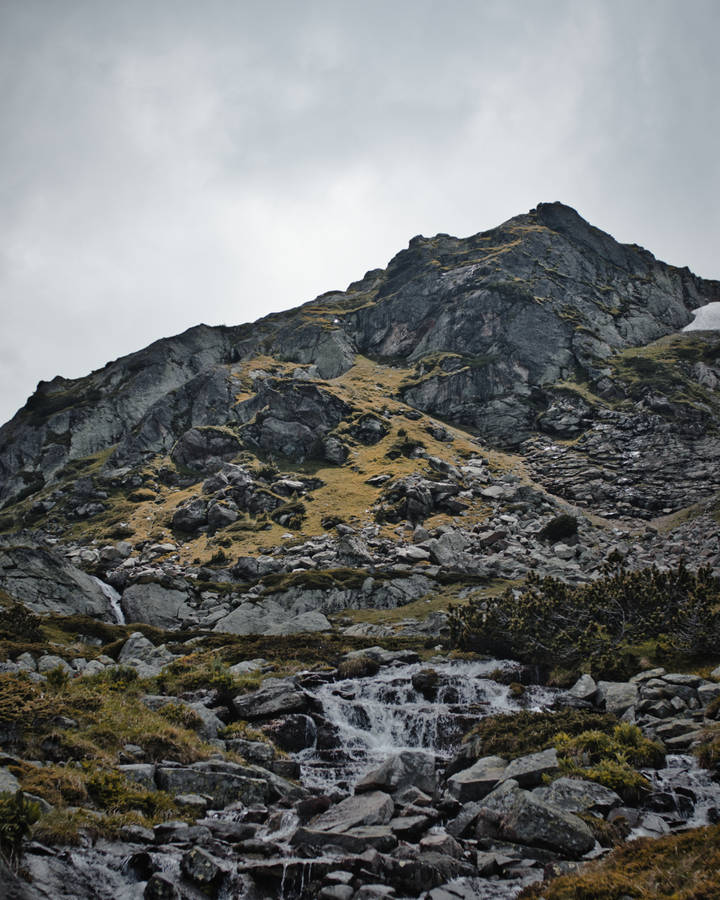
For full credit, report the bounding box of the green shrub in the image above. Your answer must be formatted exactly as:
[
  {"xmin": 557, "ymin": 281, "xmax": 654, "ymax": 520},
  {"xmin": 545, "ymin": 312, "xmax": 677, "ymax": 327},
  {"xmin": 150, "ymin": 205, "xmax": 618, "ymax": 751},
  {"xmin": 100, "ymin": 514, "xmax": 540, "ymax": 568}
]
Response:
[
  {"xmin": 462, "ymin": 709, "xmax": 618, "ymax": 761},
  {"xmin": 538, "ymin": 514, "xmax": 578, "ymax": 542},
  {"xmin": 555, "ymin": 723, "xmax": 664, "ymax": 769},
  {"xmin": 336, "ymin": 656, "xmax": 380, "ymax": 679},
  {"xmin": 0, "ymin": 603, "xmax": 42, "ymax": 643},
  {"xmin": 84, "ymin": 767, "xmax": 175, "ymax": 818},
  {"xmin": 553, "ymin": 723, "xmax": 664, "ymax": 804},
  {"xmin": 45, "ymin": 665, "xmax": 71, "ymax": 692},
  {"xmin": 448, "ymin": 560, "xmax": 720, "ymax": 678},
  {"xmin": 156, "ymin": 703, "xmax": 203, "ymax": 732},
  {"xmin": 0, "ymin": 791, "xmax": 41, "ymax": 864}
]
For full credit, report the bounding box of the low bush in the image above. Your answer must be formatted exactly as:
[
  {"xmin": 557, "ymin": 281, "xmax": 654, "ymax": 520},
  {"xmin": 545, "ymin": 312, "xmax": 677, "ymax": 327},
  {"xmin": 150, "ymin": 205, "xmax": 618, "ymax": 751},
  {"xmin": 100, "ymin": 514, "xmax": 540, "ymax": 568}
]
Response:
[
  {"xmin": 449, "ymin": 559, "xmax": 720, "ymax": 678},
  {"xmin": 554, "ymin": 723, "xmax": 664, "ymax": 803},
  {"xmin": 336, "ymin": 656, "xmax": 381, "ymax": 680},
  {"xmin": 538, "ymin": 513, "xmax": 578, "ymax": 542},
  {"xmin": 0, "ymin": 603, "xmax": 42, "ymax": 643},
  {"xmin": 0, "ymin": 791, "xmax": 41, "ymax": 864},
  {"xmin": 462, "ymin": 709, "xmax": 618, "ymax": 761}
]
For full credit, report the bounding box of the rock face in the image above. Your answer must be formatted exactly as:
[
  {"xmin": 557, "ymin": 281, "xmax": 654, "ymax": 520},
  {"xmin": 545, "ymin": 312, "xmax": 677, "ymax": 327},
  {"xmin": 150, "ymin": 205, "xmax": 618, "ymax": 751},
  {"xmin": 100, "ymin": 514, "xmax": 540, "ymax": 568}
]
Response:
[
  {"xmin": 0, "ymin": 539, "xmax": 114, "ymax": 618},
  {"xmin": 2, "ymin": 201, "xmax": 718, "ymax": 508}
]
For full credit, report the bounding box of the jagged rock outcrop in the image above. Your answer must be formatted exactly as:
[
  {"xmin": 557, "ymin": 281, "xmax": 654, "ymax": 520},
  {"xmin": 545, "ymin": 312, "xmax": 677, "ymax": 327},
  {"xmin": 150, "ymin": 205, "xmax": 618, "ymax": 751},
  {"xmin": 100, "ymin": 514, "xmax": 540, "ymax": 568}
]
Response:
[
  {"xmin": 2, "ymin": 201, "xmax": 719, "ymax": 507},
  {"xmin": 0, "ymin": 539, "xmax": 116, "ymax": 618}
]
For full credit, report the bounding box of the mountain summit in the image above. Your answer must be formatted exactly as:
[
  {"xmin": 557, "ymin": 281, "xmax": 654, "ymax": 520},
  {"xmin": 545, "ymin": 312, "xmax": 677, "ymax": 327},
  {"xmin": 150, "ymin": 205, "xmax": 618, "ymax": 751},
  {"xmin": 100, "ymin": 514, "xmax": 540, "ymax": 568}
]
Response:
[{"xmin": 1, "ymin": 202, "xmax": 718, "ymax": 510}]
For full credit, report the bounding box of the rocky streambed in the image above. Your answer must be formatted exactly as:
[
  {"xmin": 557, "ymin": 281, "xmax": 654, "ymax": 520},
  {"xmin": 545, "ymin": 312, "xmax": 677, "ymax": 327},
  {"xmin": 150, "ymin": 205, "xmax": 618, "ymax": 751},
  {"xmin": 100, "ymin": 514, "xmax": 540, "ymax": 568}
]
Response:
[{"xmin": 6, "ymin": 647, "xmax": 720, "ymax": 900}]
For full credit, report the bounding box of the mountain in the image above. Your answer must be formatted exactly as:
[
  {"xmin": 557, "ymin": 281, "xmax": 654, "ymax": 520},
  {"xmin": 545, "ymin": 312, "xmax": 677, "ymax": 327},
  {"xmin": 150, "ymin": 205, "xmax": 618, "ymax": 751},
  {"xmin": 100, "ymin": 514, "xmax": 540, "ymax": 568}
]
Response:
[
  {"xmin": 1, "ymin": 203, "xmax": 720, "ymax": 898},
  {"xmin": 1, "ymin": 201, "xmax": 720, "ymax": 630}
]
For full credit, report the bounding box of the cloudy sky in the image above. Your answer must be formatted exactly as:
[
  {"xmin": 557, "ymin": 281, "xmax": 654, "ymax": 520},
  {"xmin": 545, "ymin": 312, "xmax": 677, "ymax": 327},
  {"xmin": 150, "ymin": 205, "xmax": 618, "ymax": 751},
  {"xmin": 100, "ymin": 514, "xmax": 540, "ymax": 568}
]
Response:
[{"xmin": 1, "ymin": 0, "xmax": 718, "ymax": 424}]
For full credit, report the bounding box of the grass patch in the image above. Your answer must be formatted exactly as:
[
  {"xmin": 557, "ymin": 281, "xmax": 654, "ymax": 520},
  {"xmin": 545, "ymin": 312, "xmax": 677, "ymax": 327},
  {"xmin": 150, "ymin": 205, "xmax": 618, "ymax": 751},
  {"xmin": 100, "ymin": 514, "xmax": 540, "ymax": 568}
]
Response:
[
  {"xmin": 519, "ymin": 824, "xmax": 720, "ymax": 899},
  {"xmin": 462, "ymin": 709, "xmax": 618, "ymax": 760}
]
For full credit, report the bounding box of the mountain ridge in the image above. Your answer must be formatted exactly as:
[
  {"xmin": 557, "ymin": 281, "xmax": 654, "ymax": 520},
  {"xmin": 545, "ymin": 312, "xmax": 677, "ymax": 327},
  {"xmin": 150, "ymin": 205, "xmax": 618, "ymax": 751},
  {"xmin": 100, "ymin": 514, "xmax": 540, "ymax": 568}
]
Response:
[{"xmin": 2, "ymin": 201, "xmax": 718, "ymax": 510}]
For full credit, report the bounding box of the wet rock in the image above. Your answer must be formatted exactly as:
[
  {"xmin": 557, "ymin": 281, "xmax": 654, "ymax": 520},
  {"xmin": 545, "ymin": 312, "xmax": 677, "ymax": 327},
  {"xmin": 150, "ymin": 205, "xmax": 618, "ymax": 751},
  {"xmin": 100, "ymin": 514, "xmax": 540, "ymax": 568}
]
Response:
[
  {"xmin": 293, "ymin": 825, "xmax": 397, "ymax": 853},
  {"xmin": 319, "ymin": 886, "xmax": 354, "ymax": 900},
  {"xmin": 355, "ymin": 750, "xmax": 437, "ymax": 797},
  {"xmin": 261, "ymin": 714, "xmax": 317, "ymax": 752},
  {"xmin": 180, "ymin": 846, "xmax": 229, "ymax": 890},
  {"xmin": 412, "ymin": 668, "xmax": 439, "ymax": 700},
  {"xmin": 308, "ymin": 790, "xmax": 395, "ymax": 832},
  {"xmin": 196, "ymin": 818, "xmax": 258, "ymax": 841},
  {"xmin": 389, "ymin": 814, "xmax": 431, "ymax": 841},
  {"xmin": 419, "ymin": 832, "xmax": 464, "ymax": 859},
  {"xmin": 144, "ymin": 873, "xmax": 180, "ymax": 899}
]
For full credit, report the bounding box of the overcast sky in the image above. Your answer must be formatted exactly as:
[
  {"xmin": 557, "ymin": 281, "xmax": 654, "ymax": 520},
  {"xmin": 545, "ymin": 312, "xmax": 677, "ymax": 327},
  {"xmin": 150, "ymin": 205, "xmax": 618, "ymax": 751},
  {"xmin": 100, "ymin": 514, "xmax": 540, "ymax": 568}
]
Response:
[{"xmin": 1, "ymin": 0, "xmax": 719, "ymax": 425}]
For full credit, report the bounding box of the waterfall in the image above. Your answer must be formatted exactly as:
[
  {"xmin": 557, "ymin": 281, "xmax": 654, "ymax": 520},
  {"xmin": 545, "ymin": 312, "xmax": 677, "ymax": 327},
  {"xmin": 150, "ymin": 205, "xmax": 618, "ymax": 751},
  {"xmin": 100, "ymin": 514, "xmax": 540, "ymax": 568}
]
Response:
[
  {"xmin": 297, "ymin": 658, "xmax": 560, "ymax": 791},
  {"xmin": 91, "ymin": 576, "xmax": 125, "ymax": 625}
]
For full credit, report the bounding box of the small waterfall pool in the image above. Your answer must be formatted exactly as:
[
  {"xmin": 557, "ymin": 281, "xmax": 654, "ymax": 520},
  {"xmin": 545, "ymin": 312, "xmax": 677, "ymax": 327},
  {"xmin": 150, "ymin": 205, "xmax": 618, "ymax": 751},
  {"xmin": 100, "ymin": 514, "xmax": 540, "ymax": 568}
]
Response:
[{"xmin": 297, "ymin": 658, "xmax": 561, "ymax": 792}]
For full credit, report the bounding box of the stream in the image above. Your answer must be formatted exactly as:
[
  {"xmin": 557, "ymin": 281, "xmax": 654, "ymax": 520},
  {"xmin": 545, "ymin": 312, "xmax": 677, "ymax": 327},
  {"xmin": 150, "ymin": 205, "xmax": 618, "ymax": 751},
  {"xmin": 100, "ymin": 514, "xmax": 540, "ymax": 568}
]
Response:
[
  {"xmin": 297, "ymin": 658, "xmax": 560, "ymax": 792},
  {"xmin": 19, "ymin": 658, "xmax": 720, "ymax": 900}
]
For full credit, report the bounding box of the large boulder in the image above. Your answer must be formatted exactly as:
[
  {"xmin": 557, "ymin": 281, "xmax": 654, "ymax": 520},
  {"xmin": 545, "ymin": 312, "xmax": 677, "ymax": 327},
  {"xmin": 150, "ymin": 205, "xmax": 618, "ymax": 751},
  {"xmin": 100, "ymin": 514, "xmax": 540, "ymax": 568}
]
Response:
[
  {"xmin": 232, "ymin": 679, "xmax": 310, "ymax": 720},
  {"xmin": 355, "ymin": 751, "xmax": 437, "ymax": 797},
  {"xmin": 170, "ymin": 426, "xmax": 242, "ymax": 473},
  {"xmin": 307, "ymin": 791, "xmax": 395, "ymax": 832},
  {"xmin": 0, "ymin": 540, "xmax": 115, "ymax": 618},
  {"xmin": 447, "ymin": 756, "xmax": 508, "ymax": 802},
  {"xmin": 597, "ymin": 681, "xmax": 639, "ymax": 716},
  {"xmin": 535, "ymin": 777, "xmax": 622, "ymax": 815},
  {"xmin": 500, "ymin": 790, "xmax": 595, "ymax": 857},
  {"xmin": 171, "ymin": 497, "xmax": 208, "ymax": 532},
  {"xmin": 120, "ymin": 583, "xmax": 193, "ymax": 629}
]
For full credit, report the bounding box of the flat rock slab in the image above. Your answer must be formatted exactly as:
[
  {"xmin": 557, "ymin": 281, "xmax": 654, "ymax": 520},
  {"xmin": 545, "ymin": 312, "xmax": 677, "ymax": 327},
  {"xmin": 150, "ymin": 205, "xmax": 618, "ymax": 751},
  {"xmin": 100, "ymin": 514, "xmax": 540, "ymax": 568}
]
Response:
[
  {"xmin": 232, "ymin": 681, "xmax": 309, "ymax": 719},
  {"xmin": 156, "ymin": 766, "xmax": 268, "ymax": 808},
  {"xmin": 447, "ymin": 755, "xmax": 508, "ymax": 802},
  {"xmin": 309, "ymin": 790, "xmax": 394, "ymax": 832},
  {"xmin": 503, "ymin": 748, "xmax": 559, "ymax": 788},
  {"xmin": 292, "ymin": 825, "xmax": 397, "ymax": 853}
]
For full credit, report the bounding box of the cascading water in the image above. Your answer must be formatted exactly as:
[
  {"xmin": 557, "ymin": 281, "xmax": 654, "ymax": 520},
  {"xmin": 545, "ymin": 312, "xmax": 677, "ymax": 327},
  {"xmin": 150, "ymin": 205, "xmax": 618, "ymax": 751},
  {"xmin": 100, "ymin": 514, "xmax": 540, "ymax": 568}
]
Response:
[
  {"xmin": 91, "ymin": 576, "xmax": 126, "ymax": 624},
  {"xmin": 297, "ymin": 658, "xmax": 561, "ymax": 791},
  {"xmin": 634, "ymin": 753, "xmax": 720, "ymax": 837}
]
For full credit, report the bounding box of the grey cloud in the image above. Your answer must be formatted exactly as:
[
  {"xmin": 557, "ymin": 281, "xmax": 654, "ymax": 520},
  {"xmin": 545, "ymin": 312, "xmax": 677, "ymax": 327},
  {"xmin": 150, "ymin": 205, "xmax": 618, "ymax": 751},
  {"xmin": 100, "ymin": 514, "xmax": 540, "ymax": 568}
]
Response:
[{"xmin": 1, "ymin": 0, "xmax": 719, "ymax": 423}]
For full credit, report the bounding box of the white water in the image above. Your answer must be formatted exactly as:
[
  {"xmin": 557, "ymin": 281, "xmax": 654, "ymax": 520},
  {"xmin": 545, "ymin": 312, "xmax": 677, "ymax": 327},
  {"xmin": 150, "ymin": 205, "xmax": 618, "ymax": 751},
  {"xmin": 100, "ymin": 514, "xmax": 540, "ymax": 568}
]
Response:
[
  {"xmin": 297, "ymin": 658, "xmax": 561, "ymax": 791},
  {"xmin": 632, "ymin": 753, "xmax": 720, "ymax": 838},
  {"xmin": 91, "ymin": 576, "xmax": 125, "ymax": 624}
]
